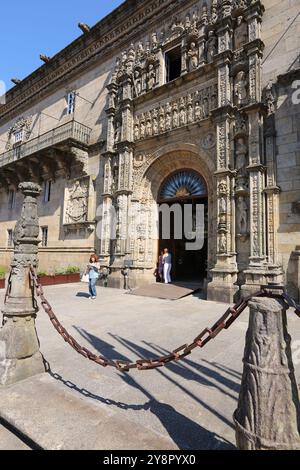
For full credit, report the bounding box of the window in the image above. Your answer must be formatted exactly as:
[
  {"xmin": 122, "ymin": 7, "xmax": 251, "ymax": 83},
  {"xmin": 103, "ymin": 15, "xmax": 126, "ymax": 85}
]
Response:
[
  {"xmin": 165, "ymin": 46, "xmax": 182, "ymax": 83},
  {"xmin": 14, "ymin": 130, "xmax": 23, "ymax": 143},
  {"xmin": 67, "ymin": 91, "xmax": 76, "ymax": 115},
  {"xmin": 7, "ymin": 229, "xmax": 13, "ymax": 248},
  {"xmin": 44, "ymin": 180, "xmax": 52, "ymax": 203},
  {"xmin": 8, "ymin": 189, "xmax": 16, "ymax": 210},
  {"xmin": 41, "ymin": 227, "xmax": 48, "ymax": 247}
]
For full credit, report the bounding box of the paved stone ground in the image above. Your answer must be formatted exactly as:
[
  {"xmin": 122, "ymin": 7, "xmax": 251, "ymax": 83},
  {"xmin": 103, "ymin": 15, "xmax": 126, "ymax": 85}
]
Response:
[
  {"xmin": 0, "ymin": 283, "xmax": 299, "ymax": 450},
  {"xmin": 0, "ymin": 422, "xmax": 30, "ymax": 450}
]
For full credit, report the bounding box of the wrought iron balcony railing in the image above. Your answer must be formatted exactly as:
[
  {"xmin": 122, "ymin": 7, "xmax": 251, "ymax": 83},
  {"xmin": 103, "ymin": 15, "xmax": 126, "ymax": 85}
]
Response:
[{"xmin": 0, "ymin": 120, "xmax": 92, "ymax": 168}]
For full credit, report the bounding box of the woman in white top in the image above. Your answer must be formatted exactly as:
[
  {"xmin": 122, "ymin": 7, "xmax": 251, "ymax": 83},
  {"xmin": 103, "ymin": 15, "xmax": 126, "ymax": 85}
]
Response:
[{"xmin": 163, "ymin": 248, "xmax": 172, "ymax": 284}]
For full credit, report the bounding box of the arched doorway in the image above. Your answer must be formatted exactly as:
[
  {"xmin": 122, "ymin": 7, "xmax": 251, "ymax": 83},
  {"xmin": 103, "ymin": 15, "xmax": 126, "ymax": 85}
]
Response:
[{"xmin": 158, "ymin": 169, "xmax": 208, "ymax": 282}]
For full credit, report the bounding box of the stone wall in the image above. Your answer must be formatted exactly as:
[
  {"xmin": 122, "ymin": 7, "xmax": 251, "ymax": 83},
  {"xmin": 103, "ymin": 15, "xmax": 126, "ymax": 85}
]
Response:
[{"xmin": 0, "ymin": 0, "xmax": 299, "ymax": 299}]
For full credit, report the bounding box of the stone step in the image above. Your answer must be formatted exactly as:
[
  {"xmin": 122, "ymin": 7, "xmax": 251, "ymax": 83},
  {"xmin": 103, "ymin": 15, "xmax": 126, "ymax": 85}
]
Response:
[{"xmin": 0, "ymin": 374, "xmax": 177, "ymax": 451}]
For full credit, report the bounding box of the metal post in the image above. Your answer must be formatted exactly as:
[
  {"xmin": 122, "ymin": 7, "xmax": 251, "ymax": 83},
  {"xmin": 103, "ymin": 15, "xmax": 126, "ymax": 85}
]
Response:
[
  {"xmin": 0, "ymin": 182, "xmax": 46, "ymax": 386},
  {"xmin": 234, "ymin": 296, "xmax": 300, "ymax": 449}
]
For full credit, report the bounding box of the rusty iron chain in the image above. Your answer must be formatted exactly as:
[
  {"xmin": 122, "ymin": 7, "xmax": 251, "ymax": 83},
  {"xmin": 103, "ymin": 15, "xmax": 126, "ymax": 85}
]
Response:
[
  {"xmin": 4, "ymin": 271, "xmax": 12, "ymax": 305},
  {"xmin": 24, "ymin": 267, "xmax": 300, "ymax": 372}
]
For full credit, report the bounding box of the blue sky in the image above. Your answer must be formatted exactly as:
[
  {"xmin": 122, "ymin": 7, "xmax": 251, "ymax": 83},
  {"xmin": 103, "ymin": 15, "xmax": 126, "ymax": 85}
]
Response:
[{"xmin": 1, "ymin": 1, "xmax": 124, "ymax": 92}]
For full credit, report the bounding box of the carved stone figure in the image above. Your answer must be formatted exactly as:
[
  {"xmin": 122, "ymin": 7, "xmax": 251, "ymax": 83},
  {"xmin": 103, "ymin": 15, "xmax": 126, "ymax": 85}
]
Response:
[
  {"xmin": 114, "ymin": 120, "xmax": 122, "ymax": 143},
  {"xmin": 159, "ymin": 109, "xmax": 165, "ymax": 133},
  {"xmin": 234, "ymin": 71, "xmax": 248, "ymax": 107},
  {"xmin": 140, "ymin": 119, "xmax": 145, "ymax": 139},
  {"xmin": 203, "ymin": 96, "xmax": 209, "ymax": 117},
  {"xmin": 207, "ymin": 31, "xmax": 217, "ymax": 63},
  {"xmin": 165, "ymin": 111, "xmax": 172, "ymax": 131},
  {"xmin": 219, "ymin": 232, "xmax": 227, "ymax": 253},
  {"xmin": 219, "ymin": 197, "xmax": 227, "ymax": 214},
  {"xmin": 172, "ymin": 103, "xmax": 179, "ymax": 128},
  {"xmin": 188, "ymin": 42, "xmax": 199, "ymax": 71},
  {"xmin": 147, "ymin": 64, "xmax": 156, "ymax": 90},
  {"xmin": 134, "ymin": 69, "xmax": 142, "ymax": 96},
  {"xmin": 236, "ymin": 137, "xmax": 248, "ymax": 171},
  {"xmin": 152, "ymin": 114, "xmax": 159, "ymax": 135},
  {"xmin": 211, "ymin": 0, "xmax": 218, "ymax": 24},
  {"xmin": 195, "ymin": 101, "xmax": 202, "ymax": 121},
  {"xmin": 237, "ymin": 197, "xmax": 248, "ymax": 234},
  {"xmin": 187, "ymin": 101, "xmax": 194, "ymax": 124},
  {"xmin": 179, "ymin": 99, "xmax": 186, "ymax": 126},
  {"xmin": 211, "ymin": 87, "xmax": 218, "ymax": 109},
  {"xmin": 265, "ymin": 81, "xmax": 276, "ymax": 115},
  {"xmin": 134, "ymin": 122, "xmax": 140, "ymax": 141},
  {"xmin": 152, "ymin": 32, "xmax": 158, "ymax": 49},
  {"xmin": 146, "ymin": 118, "xmax": 152, "ymax": 137}
]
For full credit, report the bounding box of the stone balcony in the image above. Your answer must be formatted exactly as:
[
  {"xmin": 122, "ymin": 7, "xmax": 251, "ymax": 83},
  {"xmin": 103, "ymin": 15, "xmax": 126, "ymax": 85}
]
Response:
[{"xmin": 0, "ymin": 120, "xmax": 92, "ymax": 188}]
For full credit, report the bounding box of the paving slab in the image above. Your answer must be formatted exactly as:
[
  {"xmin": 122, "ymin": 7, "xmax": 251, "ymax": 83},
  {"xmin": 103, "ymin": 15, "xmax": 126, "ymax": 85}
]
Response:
[
  {"xmin": 0, "ymin": 374, "xmax": 177, "ymax": 451},
  {"xmin": 0, "ymin": 283, "xmax": 299, "ymax": 450},
  {"xmin": 0, "ymin": 422, "xmax": 30, "ymax": 450}
]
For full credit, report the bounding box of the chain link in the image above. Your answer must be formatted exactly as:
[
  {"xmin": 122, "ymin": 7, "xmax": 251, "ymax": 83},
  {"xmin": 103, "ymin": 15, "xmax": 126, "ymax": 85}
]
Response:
[{"xmin": 23, "ymin": 267, "xmax": 300, "ymax": 372}]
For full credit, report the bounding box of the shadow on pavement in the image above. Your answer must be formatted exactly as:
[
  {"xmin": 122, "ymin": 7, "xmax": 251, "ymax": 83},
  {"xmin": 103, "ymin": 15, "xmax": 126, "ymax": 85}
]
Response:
[
  {"xmin": 65, "ymin": 326, "xmax": 238, "ymax": 448},
  {"xmin": 49, "ymin": 370, "xmax": 235, "ymax": 450}
]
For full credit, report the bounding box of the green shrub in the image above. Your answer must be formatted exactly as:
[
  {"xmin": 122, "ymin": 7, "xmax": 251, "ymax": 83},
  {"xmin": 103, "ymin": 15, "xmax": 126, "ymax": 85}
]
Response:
[
  {"xmin": 0, "ymin": 266, "xmax": 7, "ymax": 279},
  {"xmin": 64, "ymin": 265, "xmax": 81, "ymax": 274},
  {"xmin": 54, "ymin": 266, "xmax": 81, "ymax": 275},
  {"xmin": 37, "ymin": 266, "xmax": 81, "ymax": 277},
  {"xmin": 37, "ymin": 270, "xmax": 48, "ymax": 277}
]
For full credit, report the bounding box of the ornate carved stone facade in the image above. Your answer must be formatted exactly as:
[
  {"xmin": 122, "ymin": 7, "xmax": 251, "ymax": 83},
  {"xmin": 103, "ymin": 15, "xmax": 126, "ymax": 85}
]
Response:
[{"xmin": 0, "ymin": 0, "xmax": 299, "ymax": 302}]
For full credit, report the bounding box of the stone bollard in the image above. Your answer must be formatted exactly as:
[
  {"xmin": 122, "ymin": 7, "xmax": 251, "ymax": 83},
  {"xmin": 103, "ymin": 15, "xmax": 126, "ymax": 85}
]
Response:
[
  {"xmin": 0, "ymin": 182, "xmax": 46, "ymax": 386},
  {"xmin": 234, "ymin": 296, "xmax": 300, "ymax": 450}
]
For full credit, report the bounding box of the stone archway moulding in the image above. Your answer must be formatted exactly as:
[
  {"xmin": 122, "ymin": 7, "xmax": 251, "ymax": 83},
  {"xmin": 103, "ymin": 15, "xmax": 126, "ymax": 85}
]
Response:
[{"xmin": 133, "ymin": 142, "xmax": 216, "ymax": 202}]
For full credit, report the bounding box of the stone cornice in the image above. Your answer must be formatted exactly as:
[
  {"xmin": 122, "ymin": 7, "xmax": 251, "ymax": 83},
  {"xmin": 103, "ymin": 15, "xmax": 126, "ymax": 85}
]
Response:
[
  {"xmin": 277, "ymin": 67, "xmax": 300, "ymax": 86},
  {"xmin": 0, "ymin": 0, "xmax": 182, "ymax": 125}
]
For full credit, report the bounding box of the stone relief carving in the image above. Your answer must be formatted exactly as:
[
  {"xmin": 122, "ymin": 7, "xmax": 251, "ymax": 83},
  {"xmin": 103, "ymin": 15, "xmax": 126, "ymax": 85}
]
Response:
[
  {"xmin": 207, "ymin": 31, "xmax": 218, "ymax": 63},
  {"xmin": 234, "ymin": 71, "xmax": 249, "ymax": 107},
  {"xmin": 65, "ymin": 178, "xmax": 89, "ymax": 224},
  {"xmin": 6, "ymin": 116, "xmax": 33, "ymax": 150},
  {"xmin": 188, "ymin": 42, "xmax": 199, "ymax": 71},
  {"xmin": 237, "ymin": 196, "xmax": 249, "ymax": 236},
  {"xmin": 134, "ymin": 84, "xmax": 217, "ymax": 141},
  {"xmin": 263, "ymin": 81, "xmax": 276, "ymax": 116},
  {"xmin": 200, "ymin": 133, "xmax": 216, "ymax": 150}
]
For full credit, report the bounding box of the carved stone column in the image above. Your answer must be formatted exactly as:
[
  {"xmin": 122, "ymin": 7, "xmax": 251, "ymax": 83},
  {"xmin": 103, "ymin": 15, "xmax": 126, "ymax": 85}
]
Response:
[
  {"xmin": 240, "ymin": 26, "xmax": 269, "ymax": 296},
  {"xmin": 181, "ymin": 37, "xmax": 188, "ymax": 75},
  {"xmin": 207, "ymin": 48, "xmax": 239, "ymax": 303},
  {"xmin": 99, "ymin": 154, "xmax": 114, "ymax": 263},
  {"xmin": 264, "ymin": 113, "xmax": 283, "ymax": 283},
  {"xmin": 234, "ymin": 297, "xmax": 300, "ymax": 450},
  {"xmin": 0, "ymin": 182, "xmax": 46, "ymax": 386},
  {"xmin": 208, "ymin": 107, "xmax": 239, "ymax": 302},
  {"xmin": 106, "ymin": 82, "xmax": 118, "ymax": 152}
]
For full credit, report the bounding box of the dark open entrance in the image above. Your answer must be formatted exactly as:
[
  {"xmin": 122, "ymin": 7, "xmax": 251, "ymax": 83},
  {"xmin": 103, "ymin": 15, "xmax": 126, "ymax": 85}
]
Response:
[{"xmin": 158, "ymin": 170, "xmax": 208, "ymax": 283}]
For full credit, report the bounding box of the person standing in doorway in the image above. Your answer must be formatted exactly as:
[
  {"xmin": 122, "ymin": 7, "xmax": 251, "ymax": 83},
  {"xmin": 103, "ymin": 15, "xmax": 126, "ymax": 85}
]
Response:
[
  {"xmin": 87, "ymin": 255, "xmax": 100, "ymax": 299},
  {"xmin": 163, "ymin": 248, "xmax": 172, "ymax": 284},
  {"xmin": 158, "ymin": 250, "xmax": 164, "ymax": 282}
]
